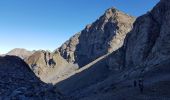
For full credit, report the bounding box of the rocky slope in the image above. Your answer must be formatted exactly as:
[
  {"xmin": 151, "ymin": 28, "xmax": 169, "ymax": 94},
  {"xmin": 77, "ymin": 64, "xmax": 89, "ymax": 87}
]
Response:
[
  {"xmin": 54, "ymin": 0, "xmax": 170, "ymax": 99},
  {"xmin": 0, "ymin": 55, "xmax": 62, "ymax": 100},
  {"xmin": 26, "ymin": 50, "xmax": 77, "ymax": 83},
  {"xmin": 58, "ymin": 8, "xmax": 135, "ymax": 67},
  {"xmin": 6, "ymin": 48, "xmax": 34, "ymax": 59}
]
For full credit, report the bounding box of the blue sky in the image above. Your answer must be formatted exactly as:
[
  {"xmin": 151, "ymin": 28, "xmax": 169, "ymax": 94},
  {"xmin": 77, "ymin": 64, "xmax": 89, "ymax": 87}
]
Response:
[{"xmin": 0, "ymin": 0, "xmax": 160, "ymax": 54}]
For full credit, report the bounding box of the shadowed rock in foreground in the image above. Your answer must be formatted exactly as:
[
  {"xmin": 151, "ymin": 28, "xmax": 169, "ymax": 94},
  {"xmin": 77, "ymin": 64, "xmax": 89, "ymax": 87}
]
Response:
[{"xmin": 0, "ymin": 55, "xmax": 62, "ymax": 100}]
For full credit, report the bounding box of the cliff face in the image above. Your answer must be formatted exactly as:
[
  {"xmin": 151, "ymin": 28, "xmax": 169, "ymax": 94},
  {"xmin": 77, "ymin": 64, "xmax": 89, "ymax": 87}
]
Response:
[
  {"xmin": 124, "ymin": 0, "xmax": 170, "ymax": 69},
  {"xmin": 58, "ymin": 8, "xmax": 135, "ymax": 67},
  {"xmin": 105, "ymin": 0, "xmax": 170, "ymax": 71}
]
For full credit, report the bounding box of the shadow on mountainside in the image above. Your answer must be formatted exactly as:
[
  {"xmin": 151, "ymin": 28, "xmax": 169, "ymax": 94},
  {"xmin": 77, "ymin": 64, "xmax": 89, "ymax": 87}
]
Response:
[
  {"xmin": 54, "ymin": 7, "xmax": 170, "ymax": 98},
  {"xmin": 54, "ymin": 51, "xmax": 122, "ymax": 99},
  {"xmin": 55, "ymin": 46, "xmax": 170, "ymax": 100}
]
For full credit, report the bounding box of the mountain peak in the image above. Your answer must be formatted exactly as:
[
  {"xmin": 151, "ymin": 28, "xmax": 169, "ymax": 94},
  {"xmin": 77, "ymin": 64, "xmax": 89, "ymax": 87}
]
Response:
[
  {"xmin": 103, "ymin": 7, "xmax": 120, "ymax": 19},
  {"xmin": 58, "ymin": 7, "xmax": 135, "ymax": 67},
  {"xmin": 105, "ymin": 7, "xmax": 118, "ymax": 14},
  {"xmin": 103, "ymin": 7, "xmax": 134, "ymax": 20},
  {"xmin": 6, "ymin": 48, "xmax": 34, "ymax": 59}
]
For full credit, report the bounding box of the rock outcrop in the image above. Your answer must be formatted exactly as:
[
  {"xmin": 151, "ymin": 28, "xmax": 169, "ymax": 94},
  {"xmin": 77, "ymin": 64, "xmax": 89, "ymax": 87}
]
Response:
[
  {"xmin": 105, "ymin": 0, "xmax": 170, "ymax": 71},
  {"xmin": 0, "ymin": 55, "xmax": 62, "ymax": 100},
  {"xmin": 6, "ymin": 48, "xmax": 34, "ymax": 59},
  {"xmin": 58, "ymin": 8, "xmax": 135, "ymax": 67},
  {"xmin": 124, "ymin": 0, "xmax": 170, "ymax": 69},
  {"xmin": 26, "ymin": 50, "xmax": 77, "ymax": 83}
]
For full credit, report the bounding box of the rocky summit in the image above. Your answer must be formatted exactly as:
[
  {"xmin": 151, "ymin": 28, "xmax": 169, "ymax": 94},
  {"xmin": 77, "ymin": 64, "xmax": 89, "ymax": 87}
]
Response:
[{"xmin": 58, "ymin": 7, "xmax": 135, "ymax": 67}]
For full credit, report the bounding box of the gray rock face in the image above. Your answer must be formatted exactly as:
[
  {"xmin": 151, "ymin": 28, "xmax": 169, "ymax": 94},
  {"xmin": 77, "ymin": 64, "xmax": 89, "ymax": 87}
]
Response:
[
  {"xmin": 105, "ymin": 0, "xmax": 170, "ymax": 71},
  {"xmin": 124, "ymin": 0, "xmax": 170, "ymax": 69},
  {"xmin": 58, "ymin": 8, "xmax": 135, "ymax": 67},
  {"xmin": 6, "ymin": 48, "xmax": 34, "ymax": 59}
]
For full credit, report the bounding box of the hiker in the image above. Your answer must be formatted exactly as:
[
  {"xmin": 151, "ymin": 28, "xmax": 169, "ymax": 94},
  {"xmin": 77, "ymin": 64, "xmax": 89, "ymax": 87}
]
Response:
[
  {"xmin": 138, "ymin": 78, "xmax": 144, "ymax": 93},
  {"xmin": 133, "ymin": 80, "xmax": 137, "ymax": 87}
]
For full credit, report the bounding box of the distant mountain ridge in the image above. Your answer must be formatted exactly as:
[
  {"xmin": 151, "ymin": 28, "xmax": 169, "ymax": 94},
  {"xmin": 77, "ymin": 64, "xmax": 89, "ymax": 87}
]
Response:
[{"xmin": 6, "ymin": 48, "xmax": 34, "ymax": 59}]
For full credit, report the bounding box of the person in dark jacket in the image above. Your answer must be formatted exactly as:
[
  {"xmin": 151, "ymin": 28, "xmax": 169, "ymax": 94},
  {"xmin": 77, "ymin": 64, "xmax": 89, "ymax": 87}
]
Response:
[
  {"xmin": 134, "ymin": 80, "xmax": 137, "ymax": 87},
  {"xmin": 138, "ymin": 78, "xmax": 144, "ymax": 93}
]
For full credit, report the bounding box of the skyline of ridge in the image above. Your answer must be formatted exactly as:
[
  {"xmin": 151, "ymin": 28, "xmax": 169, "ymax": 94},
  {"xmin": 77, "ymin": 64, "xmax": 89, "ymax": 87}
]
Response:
[{"xmin": 0, "ymin": 0, "xmax": 159, "ymax": 54}]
